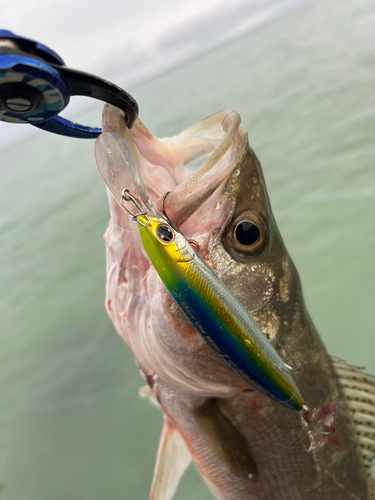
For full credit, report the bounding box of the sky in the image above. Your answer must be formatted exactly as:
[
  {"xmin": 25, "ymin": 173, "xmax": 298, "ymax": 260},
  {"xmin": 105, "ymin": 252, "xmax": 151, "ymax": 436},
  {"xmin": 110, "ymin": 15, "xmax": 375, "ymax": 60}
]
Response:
[{"xmin": 1, "ymin": 0, "xmax": 311, "ymax": 148}]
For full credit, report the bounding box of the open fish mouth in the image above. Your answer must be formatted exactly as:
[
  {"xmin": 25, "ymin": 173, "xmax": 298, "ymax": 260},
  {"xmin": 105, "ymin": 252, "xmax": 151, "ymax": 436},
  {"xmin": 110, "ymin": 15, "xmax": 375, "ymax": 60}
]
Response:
[
  {"xmin": 94, "ymin": 104, "xmax": 306, "ymax": 410},
  {"xmin": 93, "ymin": 104, "xmax": 265, "ymax": 398},
  {"xmin": 95, "ymin": 104, "xmax": 247, "ymax": 246}
]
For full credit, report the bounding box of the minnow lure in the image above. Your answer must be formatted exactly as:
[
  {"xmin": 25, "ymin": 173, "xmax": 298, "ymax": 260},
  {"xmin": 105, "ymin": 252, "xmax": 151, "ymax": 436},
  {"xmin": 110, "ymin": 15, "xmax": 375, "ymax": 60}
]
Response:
[{"xmin": 120, "ymin": 189, "xmax": 305, "ymax": 412}]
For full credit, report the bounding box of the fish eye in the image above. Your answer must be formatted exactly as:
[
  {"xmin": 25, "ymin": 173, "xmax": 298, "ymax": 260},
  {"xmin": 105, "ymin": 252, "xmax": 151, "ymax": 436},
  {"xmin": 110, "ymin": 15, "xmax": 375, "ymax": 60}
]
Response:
[
  {"xmin": 156, "ymin": 224, "xmax": 175, "ymax": 243},
  {"xmin": 224, "ymin": 210, "xmax": 268, "ymax": 258},
  {"xmin": 234, "ymin": 220, "xmax": 260, "ymax": 246}
]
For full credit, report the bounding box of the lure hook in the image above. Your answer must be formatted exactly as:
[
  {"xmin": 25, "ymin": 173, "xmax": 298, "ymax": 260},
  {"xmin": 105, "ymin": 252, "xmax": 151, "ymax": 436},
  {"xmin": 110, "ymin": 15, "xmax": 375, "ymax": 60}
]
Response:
[
  {"xmin": 284, "ymin": 358, "xmax": 301, "ymax": 372},
  {"xmin": 161, "ymin": 191, "xmax": 200, "ymax": 252},
  {"xmin": 120, "ymin": 189, "xmax": 150, "ymax": 227},
  {"xmin": 188, "ymin": 239, "xmax": 200, "ymax": 253},
  {"xmin": 161, "ymin": 191, "xmax": 179, "ymax": 231},
  {"xmin": 273, "ymin": 338, "xmax": 301, "ymax": 372}
]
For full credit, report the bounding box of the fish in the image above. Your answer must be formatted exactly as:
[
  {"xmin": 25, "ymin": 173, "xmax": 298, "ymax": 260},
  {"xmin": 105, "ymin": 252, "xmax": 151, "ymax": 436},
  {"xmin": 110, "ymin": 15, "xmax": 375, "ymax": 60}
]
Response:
[
  {"xmin": 96, "ymin": 116, "xmax": 304, "ymax": 413},
  {"xmin": 94, "ymin": 104, "xmax": 375, "ymax": 499}
]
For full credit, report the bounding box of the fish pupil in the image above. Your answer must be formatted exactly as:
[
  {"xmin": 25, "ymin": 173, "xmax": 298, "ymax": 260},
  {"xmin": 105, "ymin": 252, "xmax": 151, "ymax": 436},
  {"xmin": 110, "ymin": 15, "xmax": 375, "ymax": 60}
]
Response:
[
  {"xmin": 235, "ymin": 221, "xmax": 260, "ymax": 246},
  {"xmin": 157, "ymin": 225, "xmax": 174, "ymax": 242}
]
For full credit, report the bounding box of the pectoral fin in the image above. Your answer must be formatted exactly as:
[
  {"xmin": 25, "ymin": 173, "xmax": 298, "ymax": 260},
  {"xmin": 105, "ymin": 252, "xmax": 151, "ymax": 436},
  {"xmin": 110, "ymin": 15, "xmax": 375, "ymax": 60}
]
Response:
[
  {"xmin": 332, "ymin": 356, "xmax": 375, "ymax": 495},
  {"xmin": 193, "ymin": 398, "xmax": 259, "ymax": 481},
  {"xmin": 151, "ymin": 419, "xmax": 191, "ymax": 500}
]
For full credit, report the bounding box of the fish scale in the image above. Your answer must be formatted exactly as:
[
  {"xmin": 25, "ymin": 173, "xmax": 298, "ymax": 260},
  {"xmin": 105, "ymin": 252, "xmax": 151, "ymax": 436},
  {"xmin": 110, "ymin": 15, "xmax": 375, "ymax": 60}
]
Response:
[{"xmin": 332, "ymin": 358, "xmax": 375, "ymax": 497}]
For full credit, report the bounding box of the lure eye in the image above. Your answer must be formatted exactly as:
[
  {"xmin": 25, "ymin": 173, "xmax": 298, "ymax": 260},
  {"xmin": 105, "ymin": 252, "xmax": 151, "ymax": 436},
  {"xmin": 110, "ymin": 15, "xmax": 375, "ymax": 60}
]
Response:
[
  {"xmin": 156, "ymin": 225, "xmax": 175, "ymax": 243},
  {"xmin": 224, "ymin": 210, "xmax": 268, "ymax": 258}
]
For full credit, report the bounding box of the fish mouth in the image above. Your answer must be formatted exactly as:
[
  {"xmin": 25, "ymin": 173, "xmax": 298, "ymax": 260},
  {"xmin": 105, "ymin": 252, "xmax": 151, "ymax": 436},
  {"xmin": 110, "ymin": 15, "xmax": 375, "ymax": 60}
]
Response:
[{"xmin": 95, "ymin": 105, "xmax": 247, "ymax": 244}]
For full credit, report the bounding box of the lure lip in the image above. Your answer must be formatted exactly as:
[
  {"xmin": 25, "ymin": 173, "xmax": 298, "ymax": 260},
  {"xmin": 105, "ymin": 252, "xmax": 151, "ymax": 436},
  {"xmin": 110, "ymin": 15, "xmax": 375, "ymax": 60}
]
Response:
[{"xmin": 95, "ymin": 130, "xmax": 158, "ymax": 218}]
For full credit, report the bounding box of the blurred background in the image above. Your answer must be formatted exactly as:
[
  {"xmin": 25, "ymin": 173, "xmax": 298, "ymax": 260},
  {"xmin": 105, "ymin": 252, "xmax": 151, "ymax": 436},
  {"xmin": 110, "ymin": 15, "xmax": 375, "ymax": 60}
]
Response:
[{"xmin": 1, "ymin": 0, "xmax": 375, "ymax": 498}]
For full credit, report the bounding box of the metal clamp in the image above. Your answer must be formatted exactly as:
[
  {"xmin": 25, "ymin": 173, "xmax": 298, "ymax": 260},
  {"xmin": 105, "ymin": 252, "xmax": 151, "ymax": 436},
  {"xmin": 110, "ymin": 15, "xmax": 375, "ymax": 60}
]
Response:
[{"xmin": 120, "ymin": 189, "xmax": 150, "ymax": 227}]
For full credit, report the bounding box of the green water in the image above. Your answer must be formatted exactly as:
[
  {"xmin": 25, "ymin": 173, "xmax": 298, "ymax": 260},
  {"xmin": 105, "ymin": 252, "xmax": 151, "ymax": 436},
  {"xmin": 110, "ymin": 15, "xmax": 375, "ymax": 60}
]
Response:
[{"xmin": 1, "ymin": 0, "xmax": 375, "ymax": 498}]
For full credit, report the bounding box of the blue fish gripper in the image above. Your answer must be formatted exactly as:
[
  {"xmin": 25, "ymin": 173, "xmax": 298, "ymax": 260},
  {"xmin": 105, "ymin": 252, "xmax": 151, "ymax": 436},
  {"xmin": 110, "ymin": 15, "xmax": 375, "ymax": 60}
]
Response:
[{"xmin": 0, "ymin": 30, "xmax": 138, "ymax": 139}]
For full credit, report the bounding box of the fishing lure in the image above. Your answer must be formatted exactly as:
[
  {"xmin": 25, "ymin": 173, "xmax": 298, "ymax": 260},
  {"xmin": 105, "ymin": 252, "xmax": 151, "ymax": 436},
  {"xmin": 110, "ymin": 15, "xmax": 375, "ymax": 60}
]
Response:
[{"xmin": 114, "ymin": 186, "xmax": 305, "ymax": 412}]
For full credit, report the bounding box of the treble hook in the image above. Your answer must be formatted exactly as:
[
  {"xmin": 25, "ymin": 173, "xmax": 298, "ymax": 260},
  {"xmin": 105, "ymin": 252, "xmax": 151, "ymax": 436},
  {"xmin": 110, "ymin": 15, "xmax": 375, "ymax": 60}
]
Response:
[
  {"xmin": 120, "ymin": 189, "xmax": 150, "ymax": 227},
  {"xmin": 161, "ymin": 191, "xmax": 200, "ymax": 252},
  {"xmin": 272, "ymin": 338, "xmax": 301, "ymax": 372},
  {"xmin": 284, "ymin": 358, "xmax": 301, "ymax": 372},
  {"xmin": 161, "ymin": 191, "xmax": 178, "ymax": 230}
]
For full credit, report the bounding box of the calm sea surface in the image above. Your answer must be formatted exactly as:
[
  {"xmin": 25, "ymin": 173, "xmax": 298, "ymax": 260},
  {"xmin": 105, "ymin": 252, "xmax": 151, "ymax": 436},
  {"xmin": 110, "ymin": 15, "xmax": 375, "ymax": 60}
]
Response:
[{"xmin": 1, "ymin": 0, "xmax": 375, "ymax": 498}]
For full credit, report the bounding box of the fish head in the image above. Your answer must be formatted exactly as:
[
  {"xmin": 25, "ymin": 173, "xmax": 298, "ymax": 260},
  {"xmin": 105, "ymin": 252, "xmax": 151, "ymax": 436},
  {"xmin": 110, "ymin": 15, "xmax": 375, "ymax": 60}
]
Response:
[
  {"xmin": 207, "ymin": 132, "xmax": 299, "ymax": 343},
  {"xmin": 95, "ymin": 104, "xmax": 301, "ymax": 398}
]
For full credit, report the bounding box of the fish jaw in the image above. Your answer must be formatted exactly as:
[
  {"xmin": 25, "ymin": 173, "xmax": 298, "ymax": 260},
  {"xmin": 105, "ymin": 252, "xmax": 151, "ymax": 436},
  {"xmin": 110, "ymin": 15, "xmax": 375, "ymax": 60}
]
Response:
[{"xmin": 96, "ymin": 105, "xmax": 368, "ymax": 499}]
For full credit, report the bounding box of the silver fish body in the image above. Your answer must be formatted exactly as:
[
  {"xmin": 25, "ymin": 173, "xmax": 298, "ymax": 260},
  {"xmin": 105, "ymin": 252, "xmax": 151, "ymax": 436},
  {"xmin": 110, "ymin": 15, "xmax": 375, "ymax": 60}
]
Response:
[{"xmin": 95, "ymin": 105, "xmax": 375, "ymax": 500}]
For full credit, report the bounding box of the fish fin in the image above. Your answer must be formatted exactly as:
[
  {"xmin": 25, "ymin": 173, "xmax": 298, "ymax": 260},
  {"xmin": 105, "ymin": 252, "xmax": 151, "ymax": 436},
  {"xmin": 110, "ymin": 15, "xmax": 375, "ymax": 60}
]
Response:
[
  {"xmin": 151, "ymin": 419, "xmax": 191, "ymax": 500},
  {"xmin": 331, "ymin": 356, "xmax": 375, "ymax": 495},
  {"xmin": 193, "ymin": 398, "xmax": 259, "ymax": 481},
  {"xmin": 138, "ymin": 384, "xmax": 161, "ymax": 409}
]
